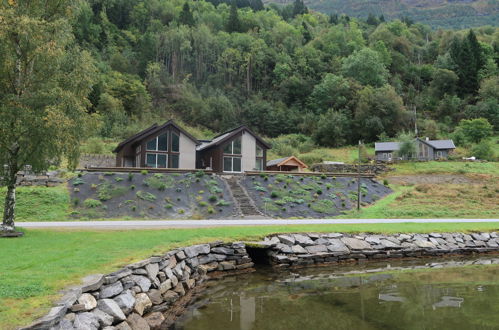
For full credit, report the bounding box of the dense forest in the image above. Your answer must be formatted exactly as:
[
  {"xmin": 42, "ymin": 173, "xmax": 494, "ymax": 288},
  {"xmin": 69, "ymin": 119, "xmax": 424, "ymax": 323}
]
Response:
[
  {"xmin": 70, "ymin": 0, "xmax": 498, "ymax": 147},
  {"xmin": 286, "ymin": 0, "xmax": 499, "ymax": 30}
]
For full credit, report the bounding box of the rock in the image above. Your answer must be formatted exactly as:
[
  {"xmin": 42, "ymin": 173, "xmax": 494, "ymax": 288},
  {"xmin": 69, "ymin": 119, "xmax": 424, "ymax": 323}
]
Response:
[
  {"xmin": 365, "ymin": 236, "xmax": 382, "ymax": 245},
  {"xmin": 429, "ymin": 233, "xmax": 443, "ymax": 238},
  {"xmin": 74, "ymin": 312, "xmax": 100, "ymax": 330},
  {"xmin": 219, "ymin": 261, "xmax": 236, "ymax": 270},
  {"xmin": 145, "ymin": 263, "xmax": 159, "ymax": 280},
  {"xmin": 327, "ymin": 240, "xmax": 350, "ymax": 254},
  {"xmin": 266, "ymin": 236, "xmax": 281, "ymax": 246},
  {"xmin": 133, "ymin": 269, "xmax": 148, "ymax": 276},
  {"xmin": 198, "ymin": 254, "xmax": 216, "ymax": 265},
  {"xmin": 128, "ymin": 259, "xmax": 151, "ymax": 269},
  {"xmin": 21, "ymin": 306, "xmax": 67, "ymax": 329},
  {"xmin": 211, "ymin": 247, "xmax": 235, "ymax": 255},
  {"xmin": 173, "ymin": 264, "xmax": 184, "ymax": 278},
  {"xmin": 97, "ymin": 299, "xmax": 126, "ymax": 322},
  {"xmin": 176, "ymin": 251, "xmax": 187, "ymax": 260},
  {"xmin": 184, "ymin": 244, "xmax": 211, "ymax": 258},
  {"xmin": 114, "ymin": 290, "xmax": 135, "ymax": 314},
  {"xmin": 133, "ymin": 293, "xmax": 153, "ymax": 316},
  {"xmin": 326, "ymin": 233, "xmax": 343, "ymax": 238},
  {"xmin": 472, "ymin": 233, "xmax": 488, "ymax": 241},
  {"xmin": 92, "ymin": 308, "xmax": 114, "ymax": 327},
  {"xmin": 70, "ymin": 304, "xmax": 86, "ymax": 312},
  {"xmin": 159, "ymin": 279, "xmax": 173, "ymax": 294},
  {"xmin": 56, "ymin": 318, "xmax": 75, "ymax": 330},
  {"xmin": 292, "ymin": 245, "xmax": 307, "ymax": 254},
  {"xmin": 105, "ymin": 269, "xmax": 132, "ymax": 284},
  {"xmin": 314, "ymin": 238, "xmax": 329, "ymax": 245},
  {"xmin": 115, "ymin": 321, "xmax": 132, "ymax": 330},
  {"xmin": 305, "ymin": 245, "xmax": 328, "ymax": 254},
  {"xmin": 78, "ymin": 293, "xmax": 97, "ymax": 311},
  {"xmin": 100, "ymin": 281, "xmax": 124, "ymax": 299},
  {"xmin": 144, "ymin": 312, "xmax": 165, "ymax": 330},
  {"xmin": 126, "ymin": 313, "xmax": 150, "ymax": 330},
  {"xmin": 81, "ymin": 274, "xmax": 105, "ymax": 293},
  {"xmin": 147, "ymin": 289, "xmax": 163, "ymax": 305},
  {"xmin": 341, "ymin": 237, "xmax": 372, "ymax": 250},
  {"xmin": 294, "ymin": 234, "xmax": 314, "ymax": 246},
  {"xmin": 398, "ymin": 234, "xmax": 412, "ymax": 241},
  {"xmin": 173, "ymin": 283, "xmax": 186, "ymax": 296},
  {"xmin": 162, "ymin": 290, "xmax": 179, "ymax": 304},
  {"xmin": 414, "ymin": 240, "xmax": 436, "ymax": 248},
  {"xmin": 130, "ymin": 275, "xmax": 151, "ymax": 292},
  {"xmin": 58, "ymin": 288, "xmax": 82, "ymax": 309},
  {"xmin": 379, "ymin": 239, "xmax": 401, "ymax": 249},
  {"xmin": 277, "ymin": 235, "xmax": 295, "ymax": 246},
  {"xmin": 276, "ymin": 243, "xmax": 293, "ymax": 253},
  {"xmin": 185, "ymin": 279, "xmax": 196, "ymax": 289}
]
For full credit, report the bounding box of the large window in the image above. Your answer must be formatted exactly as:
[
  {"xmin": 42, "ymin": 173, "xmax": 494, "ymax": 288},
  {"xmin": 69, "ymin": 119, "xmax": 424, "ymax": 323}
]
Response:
[
  {"xmin": 146, "ymin": 153, "xmax": 167, "ymax": 168},
  {"xmin": 255, "ymin": 145, "xmax": 264, "ymax": 171},
  {"xmin": 223, "ymin": 137, "xmax": 241, "ymax": 155},
  {"xmin": 172, "ymin": 132, "xmax": 180, "ymax": 152},
  {"xmin": 147, "ymin": 134, "xmax": 168, "ymax": 151},
  {"xmin": 224, "ymin": 157, "xmax": 241, "ymax": 172},
  {"xmin": 223, "ymin": 137, "xmax": 242, "ymax": 172}
]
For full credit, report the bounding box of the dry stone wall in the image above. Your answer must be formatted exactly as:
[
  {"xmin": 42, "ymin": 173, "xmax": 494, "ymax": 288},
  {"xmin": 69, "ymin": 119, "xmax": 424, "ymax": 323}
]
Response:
[
  {"xmin": 262, "ymin": 232, "xmax": 499, "ymax": 267},
  {"xmin": 23, "ymin": 231, "xmax": 499, "ymax": 330},
  {"xmin": 22, "ymin": 242, "xmax": 253, "ymax": 330}
]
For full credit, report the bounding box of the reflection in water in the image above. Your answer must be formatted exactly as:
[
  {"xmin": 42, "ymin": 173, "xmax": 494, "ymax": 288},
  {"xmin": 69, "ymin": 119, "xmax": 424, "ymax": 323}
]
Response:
[{"xmin": 174, "ymin": 257, "xmax": 499, "ymax": 330}]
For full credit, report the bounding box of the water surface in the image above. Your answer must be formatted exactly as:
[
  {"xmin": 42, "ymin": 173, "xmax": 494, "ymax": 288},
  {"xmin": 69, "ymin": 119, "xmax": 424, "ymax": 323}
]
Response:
[{"xmin": 174, "ymin": 257, "xmax": 499, "ymax": 330}]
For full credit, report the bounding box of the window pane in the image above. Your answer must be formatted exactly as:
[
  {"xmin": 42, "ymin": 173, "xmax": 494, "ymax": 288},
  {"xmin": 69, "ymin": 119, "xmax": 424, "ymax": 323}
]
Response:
[
  {"xmin": 255, "ymin": 158, "xmax": 263, "ymax": 171},
  {"xmin": 170, "ymin": 154, "xmax": 179, "ymax": 168},
  {"xmin": 157, "ymin": 154, "xmax": 167, "ymax": 168},
  {"xmin": 256, "ymin": 145, "xmax": 263, "ymax": 157},
  {"xmin": 223, "ymin": 142, "xmax": 232, "ymax": 154},
  {"xmin": 158, "ymin": 134, "xmax": 168, "ymax": 151},
  {"xmin": 223, "ymin": 157, "xmax": 232, "ymax": 172},
  {"xmin": 146, "ymin": 153, "xmax": 156, "ymax": 167},
  {"xmin": 146, "ymin": 138, "xmax": 157, "ymax": 151},
  {"xmin": 171, "ymin": 132, "xmax": 180, "ymax": 152},
  {"xmin": 233, "ymin": 157, "xmax": 241, "ymax": 172},
  {"xmin": 233, "ymin": 137, "xmax": 242, "ymax": 154}
]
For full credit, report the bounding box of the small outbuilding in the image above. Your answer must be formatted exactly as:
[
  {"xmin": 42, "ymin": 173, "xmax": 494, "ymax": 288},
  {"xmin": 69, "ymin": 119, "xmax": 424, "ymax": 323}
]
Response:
[{"xmin": 266, "ymin": 156, "xmax": 308, "ymax": 172}]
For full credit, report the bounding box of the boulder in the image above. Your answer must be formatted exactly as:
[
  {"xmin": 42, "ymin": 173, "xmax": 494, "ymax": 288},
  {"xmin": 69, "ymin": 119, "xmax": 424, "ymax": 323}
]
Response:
[
  {"xmin": 97, "ymin": 299, "xmax": 126, "ymax": 322},
  {"xmin": 176, "ymin": 251, "xmax": 187, "ymax": 260},
  {"xmin": 130, "ymin": 275, "xmax": 151, "ymax": 292},
  {"xmin": 74, "ymin": 312, "xmax": 99, "ymax": 330},
  {"xmin": 305, "ymin": 245, "xmax": 328, "ymax": 254},
  {"xmin": 341, "ymin": 237, "xmax": 372, "ymax": 250},
  {"xmin": 81, "ymin": 274, "xmax": 104, "ymax": 293},
  {"xmin": 379, "ymin": 239, "xmax": 401, "ymax": 249},
  {"xmin": 184, "ymin": 244, "xmax": 211, "ymax": 258},
  {"xmin": 126, "ymin": 313, "xmax": 150, "ymax": 330},
  {"xmin": 277, "ymin": 235, "xmax": 295, "ymax": 246},
  {"xmin": 162, "ymin": 290, "xmax": 179, "ymax": 304},
  {"xmin": 114, "ymin": 290, "xmax": 135, "ymax": 314},
  {"xmin": 78, "ymin": 293, "xmax": 97, "ymax": 311},
  {"xmin": 327, "ymin": 240, "xmax": 350, "ymax": 254},
  {"xmin": 115, "ymin": 321, "xmax": 133, "ymax": 330},
  {"xmin": 159, "ymin": 279, "xmax": 173, "ymax": 294},
  {"xmin": 173, "ymin": 283, "xmax": 186, "ymax": 296},
  {"xmin": 57, "ymin": 318, "xmax": 75, "ymax": 330},
  {"xmin": 276, "ymin": 243, "xmax": 293, "ymax": 253},
  {"xmin": 147, "ymin": 289, "xmax": 163, "ymax": 305},
  {"xmin": 294, "ymin": 234, "xmax": 314, "ymax": 246},
  {"xmin": 100, "ymin": 281, "xmax": 124, "ymax": 299},
  {"xmin": 92, "ymin": 308, "xmax": 114, "ymax": 327},
  {"xmin": 414, "ymin": 240, "xmax": 436, "ymax": 249},
  {"xmin": 133, "ymin": 293, "xmax": 152, "ymax": 316},
  {"xmin": 472, "ymin": 233, "xmax": 488, "ymax": 241},
  {"xmin": 144, "ymin": 312, "xmax": 165, "ymax": 330}
]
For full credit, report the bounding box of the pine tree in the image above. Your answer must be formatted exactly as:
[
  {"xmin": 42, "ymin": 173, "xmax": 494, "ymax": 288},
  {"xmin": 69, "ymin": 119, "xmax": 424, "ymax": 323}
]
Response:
[
  {"xmin": 379, "ymin": 14, "xmax": 385, "ymax": 22},
  {"xmin": 302, "ymin": 21, "xmax": 311, "ymax": 44},
  {"xmin": 179, "ymin": 3, "xmax": 195, "ymax": 27},
  {"xmin": 329, "ymin": 13, "xmax": 338, "ymax": 25},
  {"xmin": 249, "ymin": 0, "xmax": 264, "ymax": 11},
  {"xmin": 292, "ymin": 0, "xmax": 307, "ymax": 17},
  {"xmin": 226, "ymin": 2, "xmax": 242, "ymax": 33},
  {"xmin": 366, "ymin": 13, "xmax": 379, "ymax": 26}
]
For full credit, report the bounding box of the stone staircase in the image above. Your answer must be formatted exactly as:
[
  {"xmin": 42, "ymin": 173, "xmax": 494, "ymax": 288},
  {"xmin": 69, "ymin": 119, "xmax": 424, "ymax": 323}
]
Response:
[{"xmin": 223, "ymin": 176, "xmax": 266, "ymax": 218}]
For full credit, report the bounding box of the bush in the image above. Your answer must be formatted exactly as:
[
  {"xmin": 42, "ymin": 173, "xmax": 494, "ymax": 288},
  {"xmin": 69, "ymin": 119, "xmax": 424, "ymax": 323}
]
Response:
[
  {"xmin": 141, "ymin": 170, "xmax": 148, "ymax": 175},
  {"xmin": 83, "ymin": 199, "xmax": 102, "ymax": 208},
  {"xmin": 72, "ymin": 178, "xmax": 85, "ymax": 186},
  {"xmin": 216, "ymin": 199, "xmax": 230, "ymax": 206},
  {"xmin": 115, "ymin": 177, "xmax": 123, "ymax": 182},
  {"xmin": 82, "ymin": 137, "xmax": 105, "ymax": 154},
  {"xmin": 208, "ymin": 195, "xmax": 217, "ymax": 202},
  {"xmin": 136, "ymin": 190, "xmax": 157, "ymax": 202},
  {"xmin": 195, "ymin": 171, "xmax": 205, "ymax": 178},
  {"xmin": 128, "ymin": 173, "xmax": 134, "ymax": 181},
  {"xmin": 316, "ymin": 189, "xmax": 323, "ymax": 195},
  {"xmin": 383, "ymin": 179, "xmax": 389, "ymax": 186},
  {"xmin": 471, "ymin": 141, "xmax": 496, "ymax": 161},
  {"xmin": 270, "ymin": 191, "xmax": 280, "ymax": 198},
  {"xmin": 72, "ymin": 198, "xmax": 79, "ymax": 206}
]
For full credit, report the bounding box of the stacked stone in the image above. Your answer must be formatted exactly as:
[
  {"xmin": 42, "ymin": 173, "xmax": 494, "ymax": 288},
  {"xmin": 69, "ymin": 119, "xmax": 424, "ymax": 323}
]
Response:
[
  {"xmin": 265, "ymin": 232, "xmax": 499, "ymax": 267},
  {"xmin": 23, "ymin": 242, "xmax": 253, "ymax": 330}
]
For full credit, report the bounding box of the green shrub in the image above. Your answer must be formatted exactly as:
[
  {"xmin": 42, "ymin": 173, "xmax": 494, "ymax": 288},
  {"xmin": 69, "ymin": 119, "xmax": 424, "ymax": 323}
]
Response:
[
  {"xmin": 198, "ymin": 201, "xmax": 208, "ymax": 207},
  {"xmin": 72, "ymin": 198, "xmax": 79, "ymax": 206},
  {"xmin": 471, "ymin": 141, "xmax": 496, "ymax": 161},
  {"xmin": 141, "ymin": 170, "xmax": 148, "ymax": 175},
  {"xmin": 383, "ymin": 179, "xmax": 389, "ymax": 186},
  {"xmin": 178, "ymin": 209, "xmax": 185, "ymax": 214},
  {"xmin": 216, "ymin": 199, "xmax": 230, "ymax": 206},
  {"xmin": 128, "ymin": 173, "xmax": 134, "ymax": 181},
  {"xmin": 131, "ymin": 205, "xmax": 136, "ymax": 211},
  {"xmin": 255, "ymin": 186, "xmax": 267, "ymax": 192},
  {"xmin": 165, "ymin": 203, "xmax": 173, "ymax": 209},
  {"xmin": 321, "ymin": 174, "xmax": 327, "ymax": 179},
  {"xmin": 91, "ymin": 184, "xmax": 97, "ymax": 190},
  {"xmin": 97, "ymin": 183, "xmax": 127, "ymax": 201},
  {"xmin": 316, "ymin": 189, "xmax": 323, "ymax": 195},
  {"xmin": 130, "ymin": 185, "xmax": 135, "ymax": 190},
  {"xmin": 311, "ymin": 199, "xmax": 335, "ymax": 213},
  {"xmin": 136, "ymin": 190, "xmax": 157, "ymax": 202},
  {"xmin": 207, "ymin": 206, "xmax": 215, "ymax": 214},
  {"xmin": 195, "ymin": 170, "xmax": 205, "ymax": 178},
  {"xmin": 72, "ymin": 178, "xmax": 85, "ymax": 186},
  {"xmin": 115, "ymin": 177, "xmax": 123, "ymax": 182},
  {"xmin": 208, "ymin": 195, "xmax": 217, "ymax": 202},
  {"xmin": 83, "ymin": 199, "xmax": 102, "ymax": 208},
  {"xmin": 104, "ymin": 172, "xmax": 114, "ymax": 176},
  {"xmin": 270, "ymin": 191, "xmax": 280, "ymax": 198}
]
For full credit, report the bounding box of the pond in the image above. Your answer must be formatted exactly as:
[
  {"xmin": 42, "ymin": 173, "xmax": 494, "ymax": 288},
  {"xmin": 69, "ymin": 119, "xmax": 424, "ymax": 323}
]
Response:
[{"xmin": 173, "ymin": 256, "xmax": 499, "ymax": 330}]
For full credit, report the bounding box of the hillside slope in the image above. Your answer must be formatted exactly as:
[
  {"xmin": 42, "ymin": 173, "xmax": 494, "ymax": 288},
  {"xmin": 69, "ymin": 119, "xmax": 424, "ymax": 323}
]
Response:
[{"xmin": 268, "ymin": 0, "xmax": 499, "ymax": 29}]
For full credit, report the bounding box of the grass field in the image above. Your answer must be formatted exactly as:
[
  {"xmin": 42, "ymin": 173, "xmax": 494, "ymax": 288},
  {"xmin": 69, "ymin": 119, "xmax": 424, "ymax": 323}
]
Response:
[
  {"xmin": 388, "ymin": 161, "xmax": 499, "ymax": 176},
  {"xmin": 2, "ymin": 223, "xmax": 499, "ymax": 329}
]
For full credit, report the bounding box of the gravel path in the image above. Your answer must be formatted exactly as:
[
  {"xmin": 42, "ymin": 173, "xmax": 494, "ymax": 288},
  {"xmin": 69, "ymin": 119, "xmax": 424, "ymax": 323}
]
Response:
[{"xmin": 17, "ymin": 218, "xmax": 499, "ymax": 229}]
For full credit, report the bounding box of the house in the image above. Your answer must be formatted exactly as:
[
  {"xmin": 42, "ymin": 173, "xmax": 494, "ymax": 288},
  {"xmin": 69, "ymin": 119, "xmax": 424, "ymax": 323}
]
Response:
[
  {"xmin": 196, "ymin": 125, "xmax": 271, "ymax": 173},
  {"xmin": 113, "ymin": 120, "xmax": 200, "ymax": 169},
  {"xmin": 375, "ymin": 138, "xmax": 456, "ymax": 161},
  {"xmin": 113, "ymin": 121, "xmax": 271, "ymax": 173},
  {"xmin": 266, "ymin": 156, "xmax": 308, "ymax": 172}
]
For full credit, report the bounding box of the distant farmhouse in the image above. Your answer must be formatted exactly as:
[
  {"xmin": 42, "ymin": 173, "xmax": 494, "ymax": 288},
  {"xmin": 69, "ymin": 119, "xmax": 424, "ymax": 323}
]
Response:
[
  {"xmin": 375, "ymin": 138, "xmax": 456, "ymax": 161},
  {"xmin": 266, "ymin": 156, "xmax": 308, "ymax": 172},
  {"xmin": 113, "ymin": 120, "xmax": 270, "ymax": 173}
]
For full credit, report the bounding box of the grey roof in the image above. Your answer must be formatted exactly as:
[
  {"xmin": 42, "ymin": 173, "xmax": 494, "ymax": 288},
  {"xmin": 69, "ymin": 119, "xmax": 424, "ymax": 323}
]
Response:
[
  {"xmin": 375, "ymin": 142, "xmax": 400, "ymax": 152},
  {"xmin": 196, "ymin": 132, "xmax": 231, "ymax": 151},
  {"xmin": 266, "ymin": 157, "xmax": 289, "ymax": 167},
  {"xmin": 426, "ymin": 140, "xmax": 455, "ymax": 149}
]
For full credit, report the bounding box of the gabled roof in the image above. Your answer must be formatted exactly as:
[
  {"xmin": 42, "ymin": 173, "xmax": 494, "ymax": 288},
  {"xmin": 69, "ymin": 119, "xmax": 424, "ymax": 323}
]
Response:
[
  {"xmin": 267, "ymin": 156, "xmax": 308, "ymax": 168},
  {"xmin": 375, "ymin": 139, "xmax": 456, "ymax": 152},
  {"xmin": 196, "ymin": 125, "xmax": 271, "ymax": 151},
  {"xmin": 113, "ymin": 120, "xmax": 200, "ymax": 153}
]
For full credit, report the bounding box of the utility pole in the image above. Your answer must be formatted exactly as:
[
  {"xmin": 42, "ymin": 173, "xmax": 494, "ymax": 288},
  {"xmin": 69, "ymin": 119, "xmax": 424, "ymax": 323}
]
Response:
[{"xmin": 357, "ymin": 140, "xmax": 361, "ymax": 211}]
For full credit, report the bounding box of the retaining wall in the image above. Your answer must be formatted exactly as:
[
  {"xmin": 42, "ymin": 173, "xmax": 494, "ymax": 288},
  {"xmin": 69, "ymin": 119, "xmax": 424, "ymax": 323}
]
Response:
[{"xmin": 23, "ymin": 231, "xmax": 499, "ymax": 330}]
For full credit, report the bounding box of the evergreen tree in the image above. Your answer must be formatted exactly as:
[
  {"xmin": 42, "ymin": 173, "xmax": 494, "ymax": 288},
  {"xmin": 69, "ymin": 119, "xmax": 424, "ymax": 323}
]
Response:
[
  {"xmin": 179, "ymin": 3, "xmax": 195, "ymax": 27},
  {"xmin": 379, "ymin": 14, "xmax": 385, "ymax": 22},
  {"xmin": 366, "ymin": 13, "xmax": 379, "ymax": 26},
  {"xmin": 226, "ymin": 2, "xmax": 242, "ymax": 33},
  {"xmin": 292, "ymin": 0, "xmax": 307, "ymax": 18},
  {"xmin": 302, "ymin": 21, "xmax": 311, "ymax": 44},
  {"xmin": 249, "ymin": 0, "xmax": 264, "ymax": 11},
  {"xmin": 329, "ymin": 13, "xmax": 338, "ymax": 25}
]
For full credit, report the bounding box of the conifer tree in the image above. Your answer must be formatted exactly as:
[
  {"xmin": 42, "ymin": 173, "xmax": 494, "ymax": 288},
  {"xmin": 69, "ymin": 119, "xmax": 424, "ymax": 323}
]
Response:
[
  {"xmin": 292, "ymin": 0, "xmax": 307, "ymax": 18},
  {"xmin": 179, "ymin": 3, "xmax": 195, "ymax": 27},
  {"xmin": 226, "ymin": 2, "xmax": 242, "ymax": 33}
]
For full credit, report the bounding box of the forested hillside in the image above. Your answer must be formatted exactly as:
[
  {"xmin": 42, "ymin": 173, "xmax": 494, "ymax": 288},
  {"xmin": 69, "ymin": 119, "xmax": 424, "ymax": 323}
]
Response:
[
  {"xmin": 271, "ymin": 0, "xmax": 499, "ymax": 30},
  {"xmin": 69, "ymin": 0, "xmax": 498, "ymax": 148}
]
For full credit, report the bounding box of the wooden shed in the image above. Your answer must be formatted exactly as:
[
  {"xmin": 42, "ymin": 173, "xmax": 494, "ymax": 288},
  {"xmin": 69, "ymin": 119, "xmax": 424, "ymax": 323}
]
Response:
[{"xmin": 266, "ymin": 156, "xmax": 308, "ymax": 172}]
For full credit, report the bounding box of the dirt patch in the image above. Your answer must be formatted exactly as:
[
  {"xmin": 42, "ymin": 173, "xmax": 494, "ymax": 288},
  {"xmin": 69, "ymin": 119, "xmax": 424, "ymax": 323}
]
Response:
[
  {"xmin": 69, "ymin": 172, "xmax": 235, "ymax": 219},
  {"xmin": 241, "ymin": 174, "xmax": 392, "ymax": 218},
  {"xmin": 385, "ymin": 174, "xmax": 485, "ymax": 185}
]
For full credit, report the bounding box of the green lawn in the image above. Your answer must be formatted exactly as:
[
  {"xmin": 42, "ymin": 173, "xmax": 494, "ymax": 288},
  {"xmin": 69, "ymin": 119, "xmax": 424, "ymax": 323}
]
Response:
[
  {"xmin": 388, "ymin": 161, "xmax": 499, "ymax": 176},
  {"xmin": 2, "ymin": 224, "xmax": 499, "ymax": 329}
]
